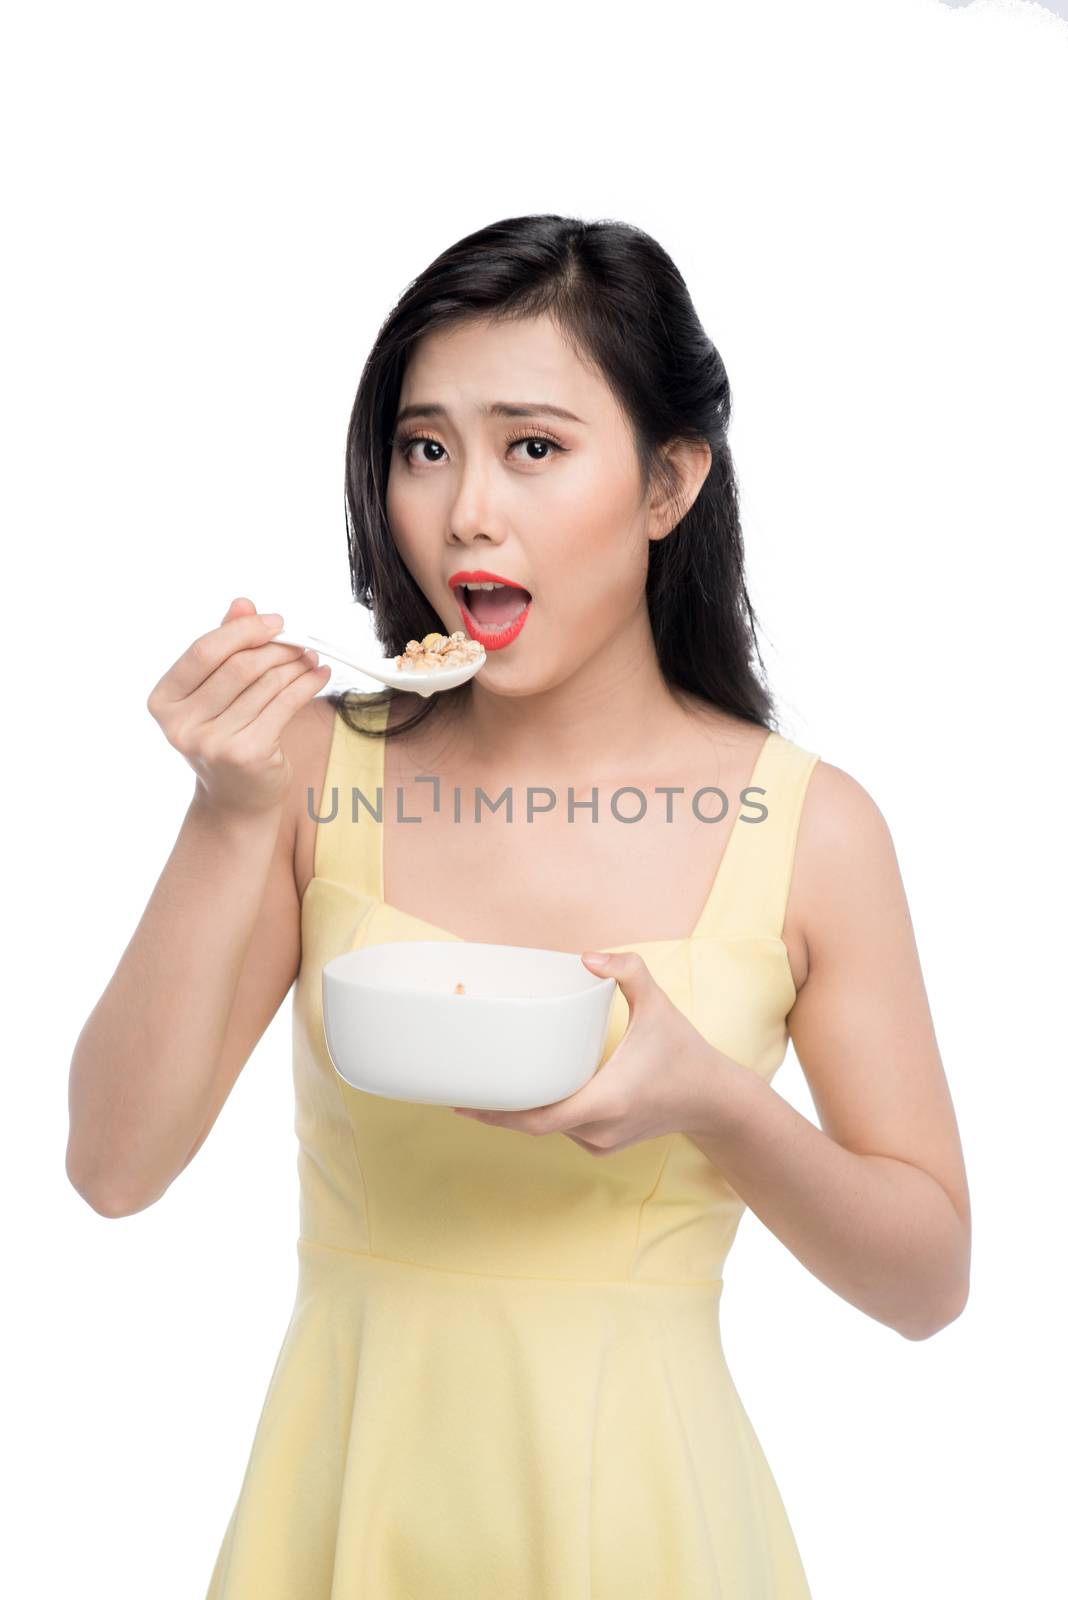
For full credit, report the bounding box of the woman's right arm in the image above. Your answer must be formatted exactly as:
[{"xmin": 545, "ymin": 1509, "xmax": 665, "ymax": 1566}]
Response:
[{"xmin": 65, "ymin": 597, "xmax": 333, "ymax": 1218}]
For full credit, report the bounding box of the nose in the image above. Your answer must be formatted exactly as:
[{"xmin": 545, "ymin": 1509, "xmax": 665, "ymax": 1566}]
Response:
[{"xmin": 446, "ymin": 455, "xmax": 506, "ymax": 547}]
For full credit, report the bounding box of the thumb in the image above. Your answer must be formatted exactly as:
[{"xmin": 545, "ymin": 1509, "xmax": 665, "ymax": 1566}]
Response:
[{"xmin": 581, "ymin": 949, "xmax": 653, "ymax": 1009}]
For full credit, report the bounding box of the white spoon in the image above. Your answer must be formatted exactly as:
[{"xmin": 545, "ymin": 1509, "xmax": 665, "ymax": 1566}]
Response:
[{"xmin": 273, "ymin": 628, "xmax": 487, "ymax": 697}]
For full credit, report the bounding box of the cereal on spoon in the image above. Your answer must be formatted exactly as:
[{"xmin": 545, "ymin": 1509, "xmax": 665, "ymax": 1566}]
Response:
[{"xmin": 394, "ymin": 631, "xmax": 484, "ymax": 673}]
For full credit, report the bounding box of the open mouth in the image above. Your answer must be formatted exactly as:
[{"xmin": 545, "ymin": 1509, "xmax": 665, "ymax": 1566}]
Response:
[
  {"xmin": 460, "ymin": 581, "xmax": 533, "ymax": 628},
  {"xmin": 448, "ymin": 571, "xmax": 535, "ymax": 652}
]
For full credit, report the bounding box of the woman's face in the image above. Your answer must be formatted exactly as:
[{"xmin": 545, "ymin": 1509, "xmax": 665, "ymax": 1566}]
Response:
[{"xmin": 385, "ymin": 312, "xmax": 667, "ymax": 697}]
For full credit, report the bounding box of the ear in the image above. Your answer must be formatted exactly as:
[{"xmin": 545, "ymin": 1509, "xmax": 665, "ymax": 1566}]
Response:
[{"xmin": 647, "ymin": 437, "xmax": 713, "ymax": 542}]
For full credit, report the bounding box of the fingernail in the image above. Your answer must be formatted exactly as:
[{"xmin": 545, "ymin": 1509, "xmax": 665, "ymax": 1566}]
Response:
[
  {"xmin": 261, "ymin": 613, "xmax": 284, "ymax": 629},
  {"xmin": 584, "ymin": 952, "xmax": 610, "ymax": 967}
]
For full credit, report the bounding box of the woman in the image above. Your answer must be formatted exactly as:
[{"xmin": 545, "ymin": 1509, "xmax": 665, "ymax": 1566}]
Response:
[{"xmin": 67, "ymin": 213, "xmax": 971, "ymax": 1597}]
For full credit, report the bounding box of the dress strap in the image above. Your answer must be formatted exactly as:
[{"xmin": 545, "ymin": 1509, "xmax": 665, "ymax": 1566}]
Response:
[
  {"xmin": 691, "ymin": 732, "xmax": 820, "ymax": 942},
  {"xmin": 311, "ymin": 691, "xmax": 388, "ymax": 901}
]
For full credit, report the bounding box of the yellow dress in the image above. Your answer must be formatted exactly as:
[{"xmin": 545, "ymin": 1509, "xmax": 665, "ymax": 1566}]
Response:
[{"xmin": 205, "ymin": 692, "xmax": 819, "ymax": 1599}]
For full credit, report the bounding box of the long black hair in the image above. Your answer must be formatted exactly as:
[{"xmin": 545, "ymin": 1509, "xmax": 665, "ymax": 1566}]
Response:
[{"xmin": 328, "ymin": 212, "xmax": 777, "ymax": 739}]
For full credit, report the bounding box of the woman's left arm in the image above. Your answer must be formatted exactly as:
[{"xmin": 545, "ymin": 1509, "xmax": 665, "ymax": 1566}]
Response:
[
  {"xmin": 455, "ymin": 760, "xmax": 970, "ymax": 1342},
  {"xmin": 690, "ymin": 759, "xmax": 971, "ymax": 1341}
]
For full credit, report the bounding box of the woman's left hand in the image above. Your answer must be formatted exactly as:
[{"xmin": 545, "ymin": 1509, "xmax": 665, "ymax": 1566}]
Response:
[{"xmin": 452, "ymin": 951, "xmax": 733, "ymax": 1155}]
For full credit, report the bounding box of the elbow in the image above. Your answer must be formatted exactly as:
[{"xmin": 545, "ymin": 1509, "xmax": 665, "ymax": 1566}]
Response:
[
  {"xmin": 896, "ymin": 1204, "xmax": 972, "ymax": 1341},
  {"xmin": 897, "ymin": 1274, "xmax": 970, "ymax": 1342},
  {"xmin": 68, "ymin": 1174, "xmax": 134, "ymax": 1218},
  {"xmin": 71, "ymin": 1180, "xmax": 159, "ymax": 1219},
  {"xmin": 66, "ymin": 1151, "xmax": 146, "ymax": 1220}
]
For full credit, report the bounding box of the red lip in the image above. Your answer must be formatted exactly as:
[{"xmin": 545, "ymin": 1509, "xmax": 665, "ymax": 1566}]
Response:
[
  {"xmin": 447, "ymin": 568, "xmax": 531, "ymax": 593},
  {"xmin": 448, "ymin": 570, "xmax": 534, "ymax": 652}
]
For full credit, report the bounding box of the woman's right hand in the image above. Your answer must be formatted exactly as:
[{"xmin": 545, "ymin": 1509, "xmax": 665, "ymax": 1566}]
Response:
[{"xmin": 146, "ymin": 596, "xmax": 333, "ymax": 818}]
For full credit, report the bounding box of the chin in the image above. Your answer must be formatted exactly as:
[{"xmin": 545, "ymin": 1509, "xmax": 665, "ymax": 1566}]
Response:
[{"xmin": 473, "ymin": 658, "xmax": 567, "ymax": 701}]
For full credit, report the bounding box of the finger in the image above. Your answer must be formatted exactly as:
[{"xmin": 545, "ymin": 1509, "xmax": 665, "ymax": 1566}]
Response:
[
  {"xmin": 168, "ymin": 611, "xmax": 300, "ymax": 702},
  {"xmin": 459, "ymin": 1072, "xmax": 616, "ymax": 1138},
  {"xmin": 204, "ymin": 648, "xmax": 330, "ymax": 741},
  {"xmin": 581, "ymin": 950, "xmax": 655, "ymax": 1012},
  {"xmin": 565, "ymin": 1132, "xmax": 604, "ymax": 1154},
  {"xmin": 191, "ymin": 637, "xmax": 320, "ymax": 726}
]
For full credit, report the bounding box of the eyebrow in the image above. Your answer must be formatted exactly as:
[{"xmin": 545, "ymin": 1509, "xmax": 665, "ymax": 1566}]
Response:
[{"xmin": 393, "ymin": 400, "xmax": 588, "ymax": 427}]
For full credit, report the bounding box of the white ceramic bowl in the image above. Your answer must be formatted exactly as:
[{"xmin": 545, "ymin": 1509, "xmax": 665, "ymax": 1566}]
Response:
[{"xmin": 322, "ymin": 941, "xmax": 617, "ymax": 1110}]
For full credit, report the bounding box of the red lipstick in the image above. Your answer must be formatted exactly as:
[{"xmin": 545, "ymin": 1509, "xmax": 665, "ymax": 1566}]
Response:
[{"xmin": 448, "ymin": 569, "xmax": 534, "ymax": 652}]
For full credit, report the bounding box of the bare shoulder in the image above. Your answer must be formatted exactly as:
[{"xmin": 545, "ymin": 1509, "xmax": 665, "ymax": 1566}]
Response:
[
  {"xmin": 785, "ymin": 756, "xmax": 902, "ymax": 994},
  {"xmin": 795, "ymin": 756, "xmax": 896, "ymax": 867}
]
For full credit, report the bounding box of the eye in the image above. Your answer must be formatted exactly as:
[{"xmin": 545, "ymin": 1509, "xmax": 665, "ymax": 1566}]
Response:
[
  {"xmin": 390, "ymin": 429, "xmax": 568, "ymax": 467},
  {"xmin": 502, "ymin": 428, "xmax": 566, "ymax": 463}
]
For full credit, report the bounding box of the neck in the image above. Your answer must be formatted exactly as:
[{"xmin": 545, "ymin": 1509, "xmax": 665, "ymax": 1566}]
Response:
[{"xmin": 446, "ymin": 609, "xmax": 707, "ymax": 780}]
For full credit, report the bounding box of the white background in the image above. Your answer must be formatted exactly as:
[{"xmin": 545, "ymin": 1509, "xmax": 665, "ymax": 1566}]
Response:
[{"xmin": 3, "ymin": 0, "xmax": 1066, "ymax": 1594}]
